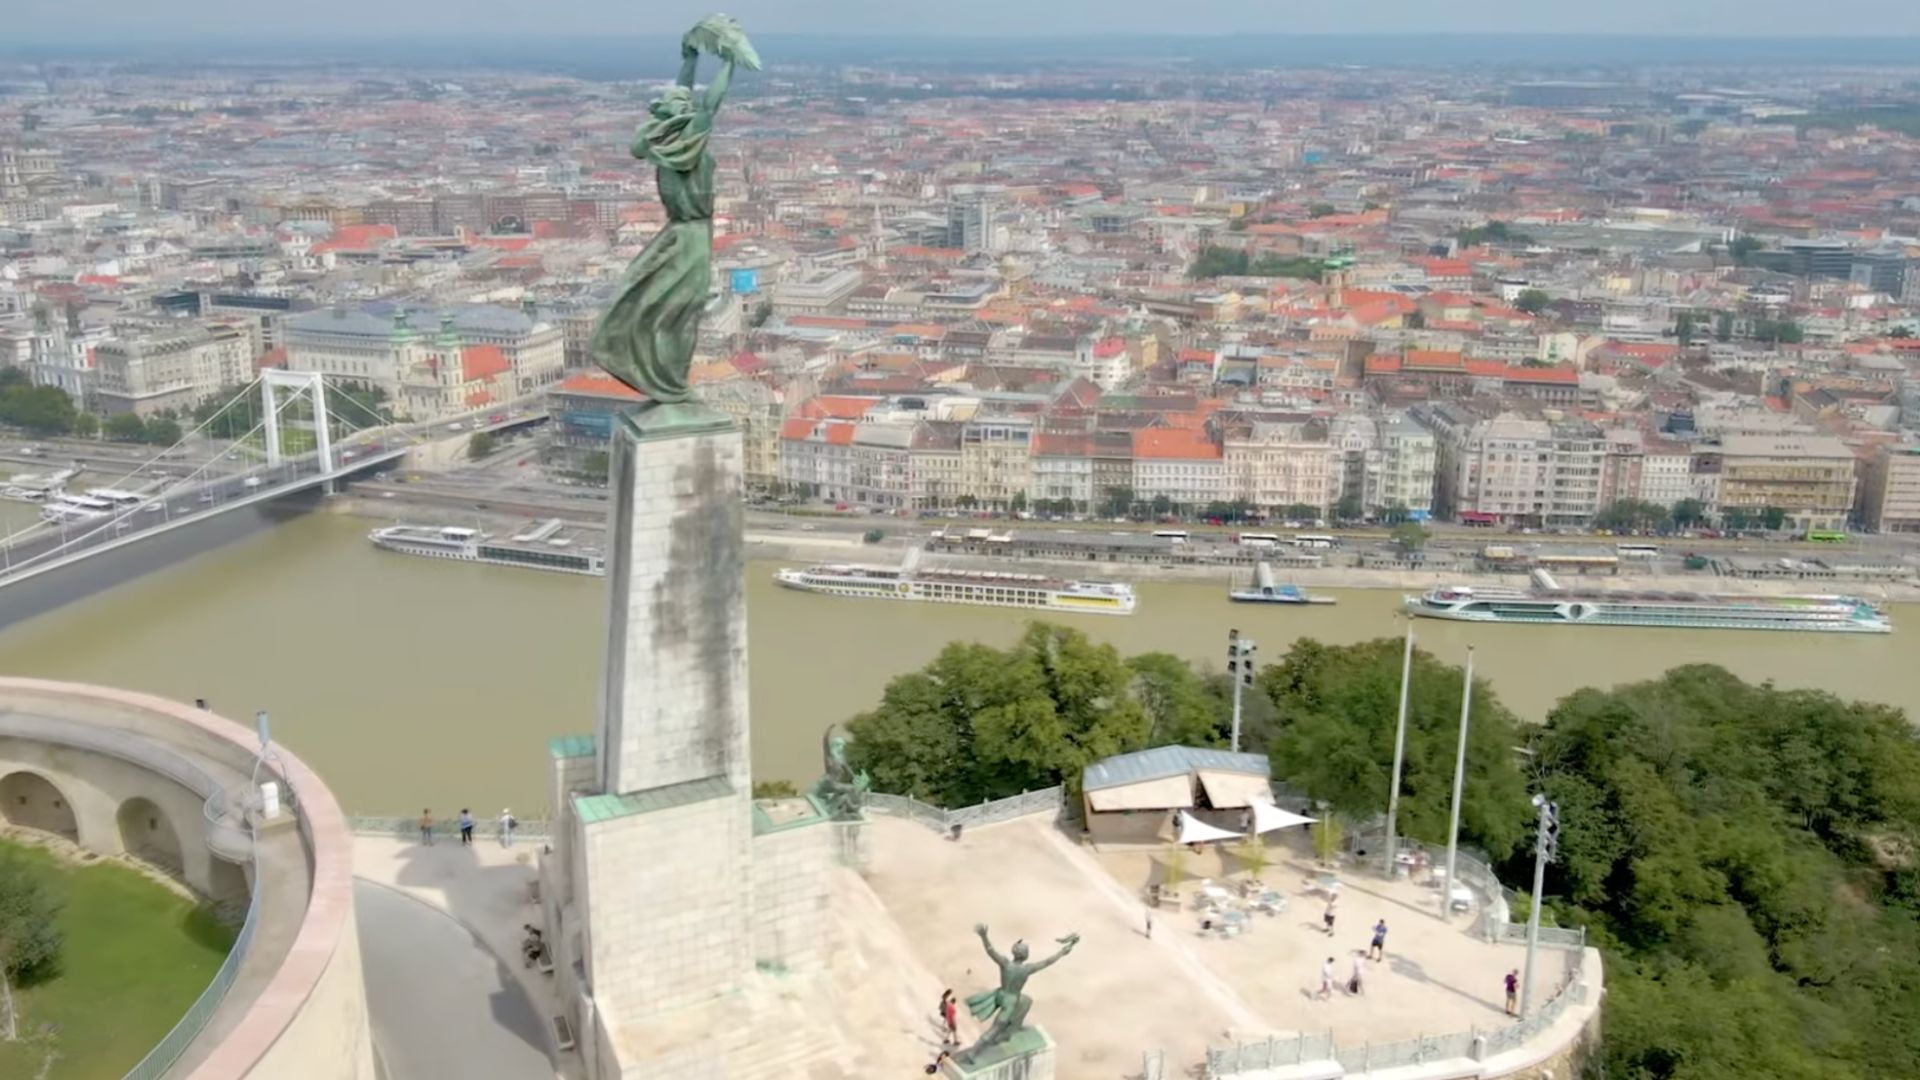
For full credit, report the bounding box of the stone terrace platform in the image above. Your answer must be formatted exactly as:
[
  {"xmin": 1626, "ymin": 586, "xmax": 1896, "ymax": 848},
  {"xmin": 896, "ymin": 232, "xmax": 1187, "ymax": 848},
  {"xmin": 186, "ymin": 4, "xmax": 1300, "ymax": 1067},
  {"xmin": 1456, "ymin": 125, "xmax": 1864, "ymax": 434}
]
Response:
[{"xmin": 862, "ymin": 815, "xmax": 1569, "ymax": 1079}]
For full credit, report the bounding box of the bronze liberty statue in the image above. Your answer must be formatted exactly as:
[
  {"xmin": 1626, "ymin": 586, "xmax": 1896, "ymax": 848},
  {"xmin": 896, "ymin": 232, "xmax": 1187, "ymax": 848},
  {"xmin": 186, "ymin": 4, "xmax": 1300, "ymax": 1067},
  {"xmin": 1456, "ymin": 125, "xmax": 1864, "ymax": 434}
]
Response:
[
  {"xmin": 589, "ymin": 15, "xmax": 760, "ymax": 405},
  {"xmin": 959, "ymin": 924, "xmax": 1079, "ymax": 1064}
]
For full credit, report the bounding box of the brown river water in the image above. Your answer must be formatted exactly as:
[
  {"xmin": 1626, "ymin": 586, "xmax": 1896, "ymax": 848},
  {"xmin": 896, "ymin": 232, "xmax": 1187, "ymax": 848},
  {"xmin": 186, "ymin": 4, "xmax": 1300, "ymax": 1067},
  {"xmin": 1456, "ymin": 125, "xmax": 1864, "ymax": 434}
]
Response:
[{"xmin": 0, "ymin": 512, "xmax": 1908, "ymax": 816}]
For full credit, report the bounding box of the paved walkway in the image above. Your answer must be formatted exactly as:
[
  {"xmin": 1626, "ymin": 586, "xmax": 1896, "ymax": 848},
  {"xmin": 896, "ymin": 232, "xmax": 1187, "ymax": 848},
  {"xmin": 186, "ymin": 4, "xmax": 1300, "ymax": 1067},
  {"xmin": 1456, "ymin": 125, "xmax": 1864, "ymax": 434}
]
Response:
[
  {"xmin": 355, "ymin": 878, "xmax": 553, "ymax": 1080},
  {"xmin": 352, "ymin": 834, "xmax": 567, "ymax": 1079}
]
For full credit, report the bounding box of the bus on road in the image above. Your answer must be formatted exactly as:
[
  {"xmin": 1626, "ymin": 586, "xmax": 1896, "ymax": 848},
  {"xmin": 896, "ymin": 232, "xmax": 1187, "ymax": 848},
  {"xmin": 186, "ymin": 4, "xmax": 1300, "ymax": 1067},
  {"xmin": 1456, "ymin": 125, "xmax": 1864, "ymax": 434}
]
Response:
[{"xmin": 1806, "ymin": 529, "xmax": 1849, "ymax": 543}]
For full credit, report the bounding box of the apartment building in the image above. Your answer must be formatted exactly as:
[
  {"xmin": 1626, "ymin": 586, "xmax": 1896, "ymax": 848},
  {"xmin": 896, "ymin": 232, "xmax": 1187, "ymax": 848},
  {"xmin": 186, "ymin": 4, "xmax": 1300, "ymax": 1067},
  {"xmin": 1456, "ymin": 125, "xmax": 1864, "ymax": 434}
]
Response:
[
  {"xmin": 1859, "ymin": 444, "xmax": 1920, "ymax": 533},
  {"xmin": 1029, "ymin": 431, "xmax": 1095, "ymax": 509},
  {"xmin": 1327, "ymin": 414, "xmax": 1379, "ymax": 512},
  {"xmin": 911, "ymin": 421, "xmax": 965, "ymax": 508},
  {"xmin": 1374, "ymin": 413, "xmax": 1436, "ymax": 516},
  {"xmin": 1451, "ymin": 413, "xmax": 1604, "ymax": 527},
  {"xmin": 94, "ymin": 320, "xmax": 253, "ymax": 416},
  {"xmin": 1134, "ymin": 427, "xmax": 1227, "ymax": 509},
  {"xmin": 695, "ymin": 376, "xmax": 782, "ymax": 494},
  {"xmin": 960, "ymin": 415, "xmax": 1033, "ymax": 509},
  {"xmin": 1715, "ymin": 434, "xmax": 1856, "ymax": 531},
  {"xmin": 1222, "ymin": 418, "xmax": 1334, "ymax": 513}
]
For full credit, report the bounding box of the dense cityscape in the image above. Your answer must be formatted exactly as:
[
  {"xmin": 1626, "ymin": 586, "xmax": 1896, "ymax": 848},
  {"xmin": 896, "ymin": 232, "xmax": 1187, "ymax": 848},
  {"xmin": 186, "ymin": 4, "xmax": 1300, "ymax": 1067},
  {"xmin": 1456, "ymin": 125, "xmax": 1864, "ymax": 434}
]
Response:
[
  {"xmin": 2, "ymin": 21, "xmax": 1920, "ymax": 1080},
  {"xmin": 5, "ymin": 58, "xmax": 1920, "ymax": 537}
]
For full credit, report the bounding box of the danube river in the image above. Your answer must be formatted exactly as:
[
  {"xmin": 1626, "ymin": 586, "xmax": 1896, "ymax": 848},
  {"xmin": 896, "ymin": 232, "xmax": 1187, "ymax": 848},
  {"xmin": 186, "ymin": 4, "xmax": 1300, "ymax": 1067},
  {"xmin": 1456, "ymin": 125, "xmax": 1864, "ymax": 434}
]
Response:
[{"xmin": 0, "ymin": 512, "xmax": 1910, "ymax": 815}]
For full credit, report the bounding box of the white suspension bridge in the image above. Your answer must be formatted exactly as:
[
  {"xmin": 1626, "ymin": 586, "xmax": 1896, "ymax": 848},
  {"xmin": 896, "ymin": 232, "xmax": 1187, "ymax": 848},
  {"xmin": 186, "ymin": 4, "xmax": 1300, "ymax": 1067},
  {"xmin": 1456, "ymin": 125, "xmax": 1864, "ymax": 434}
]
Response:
[{"xmin": 0, "ymin": 373, "xmax": 542, "ymax": 614}]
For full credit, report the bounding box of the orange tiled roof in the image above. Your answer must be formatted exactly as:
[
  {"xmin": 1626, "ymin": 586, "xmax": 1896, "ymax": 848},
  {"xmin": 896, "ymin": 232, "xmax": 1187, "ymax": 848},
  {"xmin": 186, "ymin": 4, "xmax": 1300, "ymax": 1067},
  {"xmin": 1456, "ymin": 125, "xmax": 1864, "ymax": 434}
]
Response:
[
  {"xmin": 555, "ymin": 372, "xmax": 645, "ymax": 400},
  {"xmin": 1132, "ymin": 427, "xmax": 1220, "ymax": 460},
  {"xmin": 461, "ymin": 345, "xmax": 511, "ymax": 383}
]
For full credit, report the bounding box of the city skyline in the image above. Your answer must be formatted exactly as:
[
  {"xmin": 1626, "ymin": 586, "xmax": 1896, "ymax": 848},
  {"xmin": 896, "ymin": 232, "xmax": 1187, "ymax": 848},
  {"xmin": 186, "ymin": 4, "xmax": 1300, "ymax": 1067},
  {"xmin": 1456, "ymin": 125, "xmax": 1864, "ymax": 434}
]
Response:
[{"xmin": 10, "ymin": 0, "xmax": 1920, "ymax": 45}]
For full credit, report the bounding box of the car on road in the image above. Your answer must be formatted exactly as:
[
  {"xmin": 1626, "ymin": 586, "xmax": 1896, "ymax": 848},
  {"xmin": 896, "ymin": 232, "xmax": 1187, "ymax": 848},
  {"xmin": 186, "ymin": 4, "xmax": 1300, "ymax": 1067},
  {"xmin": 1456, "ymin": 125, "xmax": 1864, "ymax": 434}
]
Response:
[
  {"xmin": 243, "ymin": 477, "xmax": 264, "ymax": 489},
  {"xmin": 488, "ymin": 413, "xmax": 508, "ymax": 424}
]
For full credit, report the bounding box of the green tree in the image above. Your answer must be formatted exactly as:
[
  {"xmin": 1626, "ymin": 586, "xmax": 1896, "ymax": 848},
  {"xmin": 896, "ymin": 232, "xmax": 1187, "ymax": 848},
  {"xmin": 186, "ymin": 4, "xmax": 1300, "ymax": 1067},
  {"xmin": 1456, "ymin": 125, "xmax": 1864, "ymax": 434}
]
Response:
[
  {"xmin": 0, "ymin": 386, "xmax": 76, "ymax": 436},
  {"xmin": 72, "ymin": 412, "xmax": 98, "ymax": 439},
  {"xmin": 1754, "ymin": 319, "xmax": 1805, "ymax": 345},
  {"xmin": 143, "ymin": 416, "xmax": 182, "ymax": 445},
  {"xmin": 1405, "ymin": 309, "xmax": 1426, "ymax": 330},
  {"xmin": 1307, "ymin": 203, "xmax": 1337, "ymax": 218},
  {"xmin": 1676, "ymin": 311, "xmax": 1698, "ymax": 347},
  {"xmin": 1669, "ymin": 497, "xmax": 1707, "ymax": 529},
  {"xmin": 1532, "ymin": 666, "xmax": 1920, "ymax": 1080},
  {"xmin": 1723, "ymin": 506, "xmax": 1754, "ymax": 531},
  {"xmin": 1390, "ymin": 521, "xmax": 1430, "ymax": 551},
  {"xmin": 1716, "ymin": 311, "xmax": 1735, "ymax": 342},
  {"xmin": 581, "ymin": 450, "xmax": 610, "ymax": 479},
  {"xmin": 846, "ymin": 622, "xmax": 1151, "ymax": 806},
  {"xmin": 751, "ymin": 780, "xmax": 800, "ymax": 799},
  {"xmin": 1760, "ymin": 505, "xmax": 1787, "ymax": 531},
  {"xmin": 1010, "ymin": 491, "xmax": 1028, "ymax": 514},
  {"xmin": 1259, "ymin": 638, "xmax": 1531, "ymax": 859},
  {"xmin": 1129, "ymin": 652, "xmax": 1226, "ymax": 748},
  {"xmin": 1149, "ymin": 494, "xmax": 1173, "ymax": 518},
  {"xmin": 1514, "ymin": 288, "xmax": 1551, "ymax": 315},
  {"xmin": 1730, "ymin": 234, "xmax": 1764, "ymax": 266},
  {"xmin": 1101, "ymin": 486, "xmax": 1135, "ymax": 519},
  {"xmin": 1188, "ymin": 246, "xmax": 1250, "ymax": 279},
  {"xmin": 1456, "ymin": 221, "xmax": 1534, "ymax": 248},
  {"xmin": 1334, "ymin": 492, "xmax": 1364, "ymax": 522},
  {"xmin": 1280, "ymin": 502, "xmax": 1319, "ymax": 523},
  {"xmin": 103, "ymin": 412, "xmax": 148, "ymax": 442},
  {"xmin": 0, "ymin": 856, "xmax": 63, "ymax": 1042},
  {"xmin": 468, "ymin": 431, "xmax": 499, "ymax": 460}
]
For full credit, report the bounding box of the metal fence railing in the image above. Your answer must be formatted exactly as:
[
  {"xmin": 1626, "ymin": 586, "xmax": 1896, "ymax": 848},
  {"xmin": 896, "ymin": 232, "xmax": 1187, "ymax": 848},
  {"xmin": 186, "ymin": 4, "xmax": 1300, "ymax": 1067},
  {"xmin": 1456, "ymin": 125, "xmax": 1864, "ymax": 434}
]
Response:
[
  {"xmin": 348, "ymin": 814, "xmax": 551, "ymax": 842},
  {"xmin": 863, "ymin": 787, "xmax": 1066, "ymax": 833},
  {"xmin": 1204, "ymin": 950, "xmax": 1590, "ymax": 1078},
  {"xmin": 121, "ymin": 827, "xmax": 263, "ymax": 1080}
]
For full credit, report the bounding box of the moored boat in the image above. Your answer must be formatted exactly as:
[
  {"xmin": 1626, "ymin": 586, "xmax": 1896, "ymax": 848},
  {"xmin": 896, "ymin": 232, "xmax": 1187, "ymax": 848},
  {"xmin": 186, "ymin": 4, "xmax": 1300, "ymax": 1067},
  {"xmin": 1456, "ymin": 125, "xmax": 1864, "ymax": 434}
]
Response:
[
  {"xmin": 1404, "ymin": 582, "xmax": 1889, "ymax": 634},
  {"xmin": 1229, "ymin": 562, "xmax": 1336, "ymax": 605},
  {"xmin": 774, "ymin": 562, "xmax": 1136, "ymax": 615}
]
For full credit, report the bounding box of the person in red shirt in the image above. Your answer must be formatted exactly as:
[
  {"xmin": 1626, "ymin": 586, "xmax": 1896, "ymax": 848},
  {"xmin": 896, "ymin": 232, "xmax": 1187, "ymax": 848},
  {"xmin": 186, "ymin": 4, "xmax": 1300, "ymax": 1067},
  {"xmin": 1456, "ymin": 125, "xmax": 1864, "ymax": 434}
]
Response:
[{"xmin": 940, "ymin": 988, "xmax": 958, "ymax": 1045}]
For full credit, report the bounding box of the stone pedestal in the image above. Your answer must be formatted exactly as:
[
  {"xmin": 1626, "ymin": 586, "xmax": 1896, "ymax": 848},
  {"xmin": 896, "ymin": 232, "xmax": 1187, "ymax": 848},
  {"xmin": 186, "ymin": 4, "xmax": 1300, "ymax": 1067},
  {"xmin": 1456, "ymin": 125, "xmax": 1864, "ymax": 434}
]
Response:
[
  {"xmin": 943, "ymin": 1028, "xmax": 1057, "ymax": 1080},
  {"xmin": 596, "ymin": 403, "xmax": 751, "ymax": 798}
]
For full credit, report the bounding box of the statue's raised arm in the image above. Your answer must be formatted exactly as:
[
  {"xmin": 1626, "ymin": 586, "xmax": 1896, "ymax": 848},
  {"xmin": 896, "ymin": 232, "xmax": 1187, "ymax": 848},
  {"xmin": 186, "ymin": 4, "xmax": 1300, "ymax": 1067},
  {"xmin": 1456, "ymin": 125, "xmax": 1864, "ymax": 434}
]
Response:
[
  {"xmin": 1028, "ymin": 933, "xmax": 1080, "ymax": 974},
  {"xmin": 589, "ymin": 14, "xmax": 759, "ymax": 406}
]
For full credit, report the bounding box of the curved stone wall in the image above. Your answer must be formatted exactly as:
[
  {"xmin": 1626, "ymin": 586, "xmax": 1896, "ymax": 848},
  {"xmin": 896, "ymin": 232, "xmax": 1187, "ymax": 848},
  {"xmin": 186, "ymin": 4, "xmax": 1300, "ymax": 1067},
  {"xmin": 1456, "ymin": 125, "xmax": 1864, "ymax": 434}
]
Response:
[{"xmin": 0, "ymin": 678, "xmax": 373, "ymax": 1080}]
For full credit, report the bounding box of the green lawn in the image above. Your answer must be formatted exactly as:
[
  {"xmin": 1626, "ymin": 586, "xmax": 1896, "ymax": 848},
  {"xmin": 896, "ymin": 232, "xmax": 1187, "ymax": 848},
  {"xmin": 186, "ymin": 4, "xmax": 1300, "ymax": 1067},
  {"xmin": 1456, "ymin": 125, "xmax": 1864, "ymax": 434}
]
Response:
[{"xmin": 0, "ymin": 841, "xmax": 234, "ymax": 1079}]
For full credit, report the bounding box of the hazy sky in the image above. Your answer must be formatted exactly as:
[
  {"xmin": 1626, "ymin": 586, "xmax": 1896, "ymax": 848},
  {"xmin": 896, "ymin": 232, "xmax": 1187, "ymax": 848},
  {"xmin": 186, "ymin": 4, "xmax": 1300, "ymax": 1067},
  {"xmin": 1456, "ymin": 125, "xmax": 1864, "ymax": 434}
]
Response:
[{"xmin": 11, "ymin": 0, "xmax": 1920, "ymax": 42}]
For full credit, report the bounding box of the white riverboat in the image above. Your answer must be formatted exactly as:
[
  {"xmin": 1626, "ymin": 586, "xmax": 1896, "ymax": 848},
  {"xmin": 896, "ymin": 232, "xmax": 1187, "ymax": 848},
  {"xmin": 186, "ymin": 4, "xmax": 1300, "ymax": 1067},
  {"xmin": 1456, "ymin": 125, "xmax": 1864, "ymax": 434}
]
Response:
[
  {"xmin": 369, "ymin": 524, "xmax": 605, "ymax": 577},
  {"xmin": 774, "ymin": 562, "xmax": 1136, "ymax": 615},
  {"xmin": 1405, "ymin": 582, "xmax": 1890, "ymax": 634}
]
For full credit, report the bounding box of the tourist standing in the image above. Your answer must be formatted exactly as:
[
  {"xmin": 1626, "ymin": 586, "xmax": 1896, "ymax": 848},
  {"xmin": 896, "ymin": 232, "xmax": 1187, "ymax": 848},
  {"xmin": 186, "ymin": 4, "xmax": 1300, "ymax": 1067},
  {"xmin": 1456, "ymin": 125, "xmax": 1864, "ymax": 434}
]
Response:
[
  {"xmin": 459, "ymin": 808, "xmax": 475, "ymax": 846},
  {"xmin": 940, "ymin": 988, "xmax": 958, "ymax": 1045},
  {"xmin": 499, "ymin": 808, "xmax": 517, "ymax": 847},
  {"xmin": 1348, "ymin": 954, "xmax": 1365, "ymax": 996},
  {"xmin": 1370, "ymin": 919, "xmax": 1388, "ymax": 960},
  {"xmin": 419, "ymin": 808, "xmax": 434, "ymax": 846},
  {"xmin": 1316, "ymin": 956, "xmax": 1335, "ymax": 1000},
  {"xmin": 1504, "ymin": 969, "xmax": 1519, "ymax": 1016},
  {"xmin": 1323, "ymin": 895, "xmax": 1338, "ymax": 936}
]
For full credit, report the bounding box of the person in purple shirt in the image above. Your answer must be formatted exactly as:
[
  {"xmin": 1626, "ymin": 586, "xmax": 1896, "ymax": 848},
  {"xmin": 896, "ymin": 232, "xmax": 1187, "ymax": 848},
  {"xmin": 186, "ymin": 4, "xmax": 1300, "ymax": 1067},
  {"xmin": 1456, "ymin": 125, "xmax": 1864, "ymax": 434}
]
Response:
[{"xmin": 1504, "ymin": 969, "xmax": 1520, "ymax": 1016}]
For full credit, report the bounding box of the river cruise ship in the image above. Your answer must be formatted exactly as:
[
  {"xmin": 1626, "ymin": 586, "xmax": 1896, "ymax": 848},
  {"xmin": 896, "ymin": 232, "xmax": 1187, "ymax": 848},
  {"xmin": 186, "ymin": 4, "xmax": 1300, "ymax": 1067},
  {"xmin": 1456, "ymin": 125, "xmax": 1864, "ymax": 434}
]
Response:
[
  {"xmin": 1404, "ymin": 583, "xmax": 1890, "ymax": 634},
  {"xmin": 369, "ymin": 523, "xmax": 605, "ymax": 577},
  {"xmin": 774, "ymin": 563, "xmax": 1136, "ymax": 615}
]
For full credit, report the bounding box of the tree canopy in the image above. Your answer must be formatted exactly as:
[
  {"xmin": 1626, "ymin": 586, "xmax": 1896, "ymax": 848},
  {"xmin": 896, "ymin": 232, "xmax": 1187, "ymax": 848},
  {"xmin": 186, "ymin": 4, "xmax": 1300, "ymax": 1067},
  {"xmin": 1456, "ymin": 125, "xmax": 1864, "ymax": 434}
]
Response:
[
  {"xmin": 1257, "ymin": 638, "xmax": 1531, "ymax": 859},
  {"xmin": 0, "ymin": 855, "xmax": 62, "ymax": 1040},
  {"xmin": 1532, "ymin": 666, "xmax": 1920, "ymax": 1080},
  {"xmin": 1188, "ymin": 246, "xmax": 1327, "ymax": 281},
  {"xmin": 845, "ymin": 622, "xmax": 1151, "ymax": 806}
]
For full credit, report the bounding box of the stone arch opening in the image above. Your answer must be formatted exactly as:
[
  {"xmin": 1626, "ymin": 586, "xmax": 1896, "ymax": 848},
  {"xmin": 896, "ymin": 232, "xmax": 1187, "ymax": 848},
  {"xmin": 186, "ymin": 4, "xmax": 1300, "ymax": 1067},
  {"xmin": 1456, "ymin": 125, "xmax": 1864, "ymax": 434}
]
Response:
[
  {"xmin": 116, "ymin": 796, "xmax": 183, "ymax": 876},
  {"xmin": 0, "ymin": 770, "xmax": 79, "ymax": 841}
]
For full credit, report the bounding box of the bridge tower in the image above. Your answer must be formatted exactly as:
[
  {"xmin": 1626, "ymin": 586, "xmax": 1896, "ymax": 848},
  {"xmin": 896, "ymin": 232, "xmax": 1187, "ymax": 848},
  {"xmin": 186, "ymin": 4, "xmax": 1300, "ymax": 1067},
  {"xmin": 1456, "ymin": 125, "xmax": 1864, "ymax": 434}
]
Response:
[{"xmin": 260, "ymin": 370, "xmax": 334, "ymax": 474}]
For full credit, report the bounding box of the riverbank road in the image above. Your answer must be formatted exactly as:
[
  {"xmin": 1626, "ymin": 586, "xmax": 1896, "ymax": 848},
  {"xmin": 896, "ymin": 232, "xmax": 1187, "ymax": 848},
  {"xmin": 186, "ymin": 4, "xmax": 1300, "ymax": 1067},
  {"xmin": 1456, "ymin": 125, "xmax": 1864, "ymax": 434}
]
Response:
[{"xmin": 352, "ymin": 835, "xmax": 569, "ymax": 1080}]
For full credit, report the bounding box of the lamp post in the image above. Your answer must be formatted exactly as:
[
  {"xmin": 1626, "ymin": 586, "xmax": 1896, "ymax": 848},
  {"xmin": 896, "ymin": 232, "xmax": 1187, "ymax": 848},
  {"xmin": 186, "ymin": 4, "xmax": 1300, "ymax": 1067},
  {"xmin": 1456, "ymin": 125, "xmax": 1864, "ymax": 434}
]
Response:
[
  {"xmin": 1520, "ymin": 792, "xmax": 1560, "ymax": 1017},
  {"xmin": 1227, "ymin": 628, "xmax": 1257, "ymax": 752},
  {"xmin": 1382, "ymin": 619, "xmax": 1414, "ymax": 877},
  {"xmin": 1441, "ymin": 646, "xmax": 1473, "ymax": 919}
]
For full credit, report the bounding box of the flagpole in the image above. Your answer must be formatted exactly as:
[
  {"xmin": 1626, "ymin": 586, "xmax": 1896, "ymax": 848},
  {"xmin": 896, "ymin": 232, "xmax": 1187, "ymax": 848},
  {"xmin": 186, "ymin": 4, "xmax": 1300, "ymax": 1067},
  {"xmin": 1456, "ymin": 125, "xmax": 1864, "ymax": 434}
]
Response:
[
  {"xmin": 1382, "ymin": 618, "xmax": 1414, "ymax": 877},
  {"xmin": 1441, "ymin": 646, "xmax": 1473, "ymax": 919}
]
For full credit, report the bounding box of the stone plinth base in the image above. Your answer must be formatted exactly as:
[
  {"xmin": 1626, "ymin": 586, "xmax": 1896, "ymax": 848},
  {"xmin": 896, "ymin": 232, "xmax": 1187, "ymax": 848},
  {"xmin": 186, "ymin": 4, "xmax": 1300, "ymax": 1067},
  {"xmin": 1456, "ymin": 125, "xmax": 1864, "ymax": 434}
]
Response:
[{"xmin": 944, "ymin": 1027, "xmax": 1056, "ymax": 1080}]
